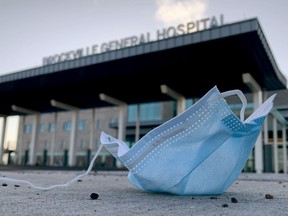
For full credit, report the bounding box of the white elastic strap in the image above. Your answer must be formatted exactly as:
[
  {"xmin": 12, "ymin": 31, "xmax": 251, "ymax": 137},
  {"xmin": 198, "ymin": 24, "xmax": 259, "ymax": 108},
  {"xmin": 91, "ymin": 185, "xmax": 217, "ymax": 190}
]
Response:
[
  {"xmin": 0, "ymin": 144, "xmax": 103, "ymax": 190},
  {"xmin": 220, "ymin": 89, "xmax": 247, "ymax": 122}
]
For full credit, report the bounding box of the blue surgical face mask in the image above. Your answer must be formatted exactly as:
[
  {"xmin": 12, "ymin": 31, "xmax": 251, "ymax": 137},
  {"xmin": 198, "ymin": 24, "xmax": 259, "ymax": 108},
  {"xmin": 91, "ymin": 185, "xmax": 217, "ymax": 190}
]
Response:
[
  {"xmin": 0, "ymin": 86, "xmax": 276, "ymax": 196},
  {"xmin": 100, "ymin": 86, "xmax": 276, "ymax": 196}
]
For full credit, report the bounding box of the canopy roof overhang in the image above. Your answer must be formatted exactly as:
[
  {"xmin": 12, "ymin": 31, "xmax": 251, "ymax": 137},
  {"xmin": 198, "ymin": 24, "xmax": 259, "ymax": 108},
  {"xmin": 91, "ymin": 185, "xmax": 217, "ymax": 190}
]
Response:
[{"xmin": 0, "ymin": 18, "xmax": 287, "ymax": 119}]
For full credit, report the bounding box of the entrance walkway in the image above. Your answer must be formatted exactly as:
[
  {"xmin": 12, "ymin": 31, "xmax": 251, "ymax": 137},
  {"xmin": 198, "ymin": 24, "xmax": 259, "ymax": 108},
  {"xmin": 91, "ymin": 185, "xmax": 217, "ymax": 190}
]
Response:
[{"xmin": 0, "ymin": 170, "xmax": 287, "ymax": 215}]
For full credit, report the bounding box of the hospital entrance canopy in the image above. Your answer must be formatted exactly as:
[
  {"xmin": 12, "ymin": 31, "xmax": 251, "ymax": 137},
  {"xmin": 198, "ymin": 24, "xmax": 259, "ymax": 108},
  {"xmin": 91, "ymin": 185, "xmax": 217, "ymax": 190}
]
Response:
[{"xmin": 0, "ymin": 17, "xmax": 287, "ymax": 119}]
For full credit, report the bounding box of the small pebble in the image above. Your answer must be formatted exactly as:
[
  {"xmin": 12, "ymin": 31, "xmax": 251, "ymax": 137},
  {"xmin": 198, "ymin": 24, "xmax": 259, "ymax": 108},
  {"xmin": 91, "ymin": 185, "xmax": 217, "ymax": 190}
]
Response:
[
  {"xmin": 90, "ymin": 193, "xmax": 99, "ymax": 200},
  {"xmin": 14, "ymin": 185, "xmax": 20, "ymax": 187},
  {"xmin": 222, "ymin": 204, "xmax": 228, "ymax": 207},
  {"xmin": 265, "ymin": 194, "xmax": 274, "ymax": 199},
  {"xmin": 231, "ymin": 197, "xmax": 238, "ymax": 203},
  {"xmin": 2, "ymin": 183, "xmax": 7, "ymax": 187}
]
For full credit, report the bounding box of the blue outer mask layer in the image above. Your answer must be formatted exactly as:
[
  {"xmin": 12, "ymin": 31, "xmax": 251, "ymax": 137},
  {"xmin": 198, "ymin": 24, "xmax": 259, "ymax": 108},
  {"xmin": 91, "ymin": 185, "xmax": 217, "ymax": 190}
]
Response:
[{"xmin": 100, "ymin": 86, "xmax": 276, "ymax": 196}]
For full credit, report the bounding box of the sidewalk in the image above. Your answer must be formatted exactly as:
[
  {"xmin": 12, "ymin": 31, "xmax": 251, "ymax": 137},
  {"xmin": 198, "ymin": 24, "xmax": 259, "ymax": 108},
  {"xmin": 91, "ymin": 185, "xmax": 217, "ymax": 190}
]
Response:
[{"xmin": 0, "ymin": 170, "xmax": 287, "ymax": 216}]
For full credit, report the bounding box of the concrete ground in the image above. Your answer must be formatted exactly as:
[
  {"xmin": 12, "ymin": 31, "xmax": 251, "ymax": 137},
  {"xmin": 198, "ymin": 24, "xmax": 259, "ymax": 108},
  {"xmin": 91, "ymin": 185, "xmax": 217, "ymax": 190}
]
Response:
[{"xmin": 0, "ymin": 170, "xmax": 287, "ymax": 216}]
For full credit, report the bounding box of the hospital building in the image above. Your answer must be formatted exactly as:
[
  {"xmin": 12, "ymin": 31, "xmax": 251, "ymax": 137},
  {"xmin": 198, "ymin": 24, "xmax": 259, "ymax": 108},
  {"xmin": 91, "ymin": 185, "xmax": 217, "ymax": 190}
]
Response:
[{"xmin": 0, "ymin": 15, "xmax": 287, "ymax": 174}]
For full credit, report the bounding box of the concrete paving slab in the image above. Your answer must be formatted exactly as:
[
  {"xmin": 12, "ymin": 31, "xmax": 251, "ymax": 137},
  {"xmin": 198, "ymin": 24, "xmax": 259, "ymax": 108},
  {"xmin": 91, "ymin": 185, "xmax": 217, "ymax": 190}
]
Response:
[{"xmin": 0, "ymin": 170, "xmax": 288, "ymax": 216}]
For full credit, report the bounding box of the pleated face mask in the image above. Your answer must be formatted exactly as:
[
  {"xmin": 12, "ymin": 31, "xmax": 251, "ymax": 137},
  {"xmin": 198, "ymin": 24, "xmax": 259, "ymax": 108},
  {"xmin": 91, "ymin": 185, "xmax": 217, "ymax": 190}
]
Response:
[
  {"xmin": 100, "ymin": 86, "xmax": 276, "ymax": 196},
  {"xmin": 0, "ymin": 86, "xmax": 276, "ymax": 196}
]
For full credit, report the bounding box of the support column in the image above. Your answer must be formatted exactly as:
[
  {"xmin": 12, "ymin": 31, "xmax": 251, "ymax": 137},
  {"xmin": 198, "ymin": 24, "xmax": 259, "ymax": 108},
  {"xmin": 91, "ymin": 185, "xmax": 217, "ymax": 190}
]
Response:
[
  {"xmin": 30, "ymin": 114, "xmax": 40, "ymax": 165},
  {"xmin": 161, "ymin": 84, "xmax": 186, "ymax": 115},
  {"xmin": 263, "ymin": 91, "xmax": 269, "ymax": 145},
  {"xmin": 99, "ymin": 93, "xmax": 127, "ymax": 168},
  {"xmin": 0, "ymin": 116, "xmax": 7, "ymax": 165},
  {"xmin": 50, "ymin": 113, "xmax": 57, "ymax": 166},
  {"xmin": 283, "ymin": 126, "xmax": 287, "ymax": 173},
  {"xmin": 118, "ymin": 104, "xmax": 127, "ymax": 141},
  {"xmin": 273, "ymin": 117, "xmax": 279, "ymax": 173},
  {"xmin": 12, "ymin": 105, "xmax": 39, "ymax": 165},
  {"xmin": 89, "ymin": 109, "xmax": 95, "ymax": 150},
  {"xmin": 135, "ymin": 104, "xmax": 140, "ymax": 142},
  {"xmin": 99, "ymin": 94, "xmax": 127, "ymax": 141},
  {"xmin": 242, "ymin": 73, "xmax": 263, "ymax": 173},
  {"xmin": 264, "ymin": 115, "xmax": 269, "ymax": 144},
  {"xmin": 17, "ymin": 116, "xmax": 25, "ymax": 165},
  {"xmin": 69, "ymin": 111, "xmax": 78, "ymax": 166},
  {"xmin": 51, "ymin": 100, "xmax": 79, "ymax": 167}
]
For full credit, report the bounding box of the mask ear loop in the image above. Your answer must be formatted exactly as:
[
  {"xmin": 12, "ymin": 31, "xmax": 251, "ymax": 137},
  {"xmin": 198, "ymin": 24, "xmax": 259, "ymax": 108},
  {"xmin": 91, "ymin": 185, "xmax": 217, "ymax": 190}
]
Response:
[
  {"xmin": 220, "ymin": 89, "xmax": 247, "ymax": 122},
  {"xmin": 0, "ymin": 144, "xmax": 103, "ymax": 190}
]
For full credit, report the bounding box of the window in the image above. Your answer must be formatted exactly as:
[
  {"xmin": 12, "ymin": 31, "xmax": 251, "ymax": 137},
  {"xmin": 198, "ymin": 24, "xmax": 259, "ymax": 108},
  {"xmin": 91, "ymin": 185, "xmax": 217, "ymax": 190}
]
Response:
[
  {"xmin": 78, "ymin": 120, "xmax": 86, "ymax": 131},
  {"xmin": 63, "ymin": 120, "xmax": 87, "ymax": 131},
  {"xmin": 63, "ymin": 121, "xmax": 71, "ymax": 132},
  {"xmin": 128, "ymin": 102, "xmax": 161, "ymax": 122},
  {"xmin": 109, "ymin": 118, "xmax": 117, "ymax": 125},
  {"xmin": 140, "ymin": 103, "xmax": 161, "ymax": 121},
  {"xmin": 48, "ymin": 122, "xmax": 56, "ymax": 132},
  {"xmin": 24, "ymin": 124, "xmax": 32, "ymax": 134},
  {"xmin": 39, "ymin": 124, "xmax": 45, "ymax": 133},
  {"xmin": 95, "ymin": 119, "xmax": 103, "ymax": 130},
  {"xmin": 186, "ymin": 98, "xmax": 193, "ymax": 108}
]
